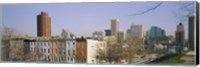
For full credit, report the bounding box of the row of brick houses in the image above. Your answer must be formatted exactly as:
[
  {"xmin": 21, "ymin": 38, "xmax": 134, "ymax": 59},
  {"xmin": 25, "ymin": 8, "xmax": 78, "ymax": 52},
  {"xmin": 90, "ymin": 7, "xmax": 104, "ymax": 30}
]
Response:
[{"xmin": 9, "ymin": 37, "xmax": 107, "ymax": 63}]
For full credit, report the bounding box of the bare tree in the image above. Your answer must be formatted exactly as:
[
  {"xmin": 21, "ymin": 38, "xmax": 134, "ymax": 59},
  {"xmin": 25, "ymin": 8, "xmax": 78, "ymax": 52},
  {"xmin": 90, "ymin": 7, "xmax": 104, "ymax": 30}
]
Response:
[
  {"xmin": 124, "ymin": 34, "xmax": 146, "ymax": 64},
  {"xmin": 130, "ymin": 2, "xmax": 196, "ymax": 23},
  {"xmin": 130, "ymin": 2, "xmax": 163, "ymax": 16},
  {"xmin": 174, "ymin": 2, "xmax": 196, "ymax": 24},
  {"xmin": 1, "ymin": 27, "xmax": 16, "ymax": 61},
  {"xmin": 96, "ymin": 38, "xmax": 124, "ymax": 64},
  {"xmin": 9, "ymin": 39, "xmax": 25, "ymax": 61}
]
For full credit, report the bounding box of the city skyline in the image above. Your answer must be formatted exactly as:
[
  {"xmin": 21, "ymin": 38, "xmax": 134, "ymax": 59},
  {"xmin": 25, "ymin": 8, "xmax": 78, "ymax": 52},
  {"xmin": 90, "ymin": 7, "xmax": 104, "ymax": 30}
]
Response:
[{"xmin": 2, "ymin": 2, "xmax": 195, "ymax": 39}]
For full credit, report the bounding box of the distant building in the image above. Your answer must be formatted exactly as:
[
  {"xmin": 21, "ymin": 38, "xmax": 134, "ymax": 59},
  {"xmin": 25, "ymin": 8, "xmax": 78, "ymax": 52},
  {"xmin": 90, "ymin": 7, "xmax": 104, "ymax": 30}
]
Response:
[
  {"xmin": 175, "ymin": 23, "xmax": 185, "ymax": 52},
  {"xmin": 105, "ymin": 29, "xmax": 111, "ymax": 36},
  {"xmin": 111, "ymin": 19, "xmax": 119, "ymax": 37},
  {"xmin": 37, "ymin": 12, "xmax": 51, "ymax": 37},
  {"xmin": 126, "ymin": 29, "xmax": 131, "ymax": 36},
  {"xmin": 117, "ymin": 32, "xmax": 126, "ymax": 43},
  {"xmin": 146, "ymin": 31, "xmax": 150, "ymax": 37},
  {"xmin": 127, "ymin": 24, "xmax": 143, "ymax": 38},
  {"xmin": 61, "ymin": 29, "xmax": 75, "ymax": 39},
  {"xmin": 92, "ymin": 31, "xmax": 105, "ymax": 41},
  {"xmin": 188, "ymin": 16, "xmax": 195, "ymax": 51},
  {"xmin": 149, "ymin": 26, "xmax": 165, "ymax": 39}
]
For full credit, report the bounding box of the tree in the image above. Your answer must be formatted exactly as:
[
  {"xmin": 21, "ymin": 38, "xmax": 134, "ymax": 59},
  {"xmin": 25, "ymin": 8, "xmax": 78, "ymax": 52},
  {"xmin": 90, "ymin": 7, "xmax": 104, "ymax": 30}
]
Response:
[
  {"xmin": 96, "ymin": 34, "xmax": 147, "ymax": 64},
  {"xmin": 9, "ymin": 39, "xmax": 26, "ymax": 61},
  {"xmin": 130, "ymin": 2, "xmax": 196, "ymax": 25},
  {"xmin": 124, "ymin": 34, "xmax": 146, "ymax": 64},
  {"xmin": 1, "ymin": 27, "xmax": 16, "ymax": 61},
  {"xmin": 96, "ymin": 36, "xmax": 124, "ymax": 64}
]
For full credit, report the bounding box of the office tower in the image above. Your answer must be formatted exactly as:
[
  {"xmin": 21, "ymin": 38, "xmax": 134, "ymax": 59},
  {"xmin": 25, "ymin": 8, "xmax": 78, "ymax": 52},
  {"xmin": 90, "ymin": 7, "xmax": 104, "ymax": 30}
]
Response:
[
  {"xmin": 105, "ymin": 29, "xmax": 111, "ymax": 36},
  {"xmin": 127, "ymin": 24, "xmax": 143, "ymax": 38},
  {"xmin": 117, "ymin": 32, "xmax": 125, "ymax": 43},
  {"xmin": 175, "ymin": 23, "xmax": 185, "ymax": 52},
  {"xmin": 149, "ymin": 26, "xmax": 165, "ymax": 39},
  {"xmin": 188, "ymin": 16, "xmax": 195, "ymax": 51},
  {"xmin": 37, "ymin": 12, "xmax": 51, "ymax": 37},
  {"xmin": 111, "ymin": 19, "xmax": 119, "ymax": 37}
]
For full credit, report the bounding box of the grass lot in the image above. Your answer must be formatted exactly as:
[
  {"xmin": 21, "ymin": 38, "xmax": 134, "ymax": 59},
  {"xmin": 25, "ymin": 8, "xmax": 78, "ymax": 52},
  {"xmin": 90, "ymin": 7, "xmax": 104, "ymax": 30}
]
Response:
[
  {"xmin": 159, "ymin": 50, "xmax": 191, "ymax": 64},
  {"xmin": 159, "ymin": 56, "xmax": 185, "ymax": 64}
]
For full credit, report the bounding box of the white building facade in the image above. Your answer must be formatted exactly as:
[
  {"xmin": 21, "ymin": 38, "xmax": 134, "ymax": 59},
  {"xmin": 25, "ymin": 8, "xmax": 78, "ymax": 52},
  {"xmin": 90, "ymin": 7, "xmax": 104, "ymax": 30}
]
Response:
[
  {"xmin": 86, "ymin": 39, "xmax": 107, "ymax": 64},
  {"xmin": 66, "ymin": 39, "xmax": 76, "ymax": 63},
  {"xmin": 25, "ymin": 39, "xmax": 51, "ymax": 62}
]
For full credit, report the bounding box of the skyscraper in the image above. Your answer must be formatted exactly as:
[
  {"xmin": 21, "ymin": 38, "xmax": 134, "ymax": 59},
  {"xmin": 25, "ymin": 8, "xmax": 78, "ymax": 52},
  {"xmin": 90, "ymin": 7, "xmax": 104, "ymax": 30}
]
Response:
[
  {"xmin": 111, "ymin": 19, "xmax": 119, "ymax": 37},
  {"xmin": 175, "ymin": 23, "xmax": 185, "ymax": 52},
  {"xmin": 188, "ymin": 16, "xmax": 195, "ymax": 51},
  {"xmin": 149, "ymin": 26, "xmax": 165, "ymax": 39},
  {"xmin": 127, "ymin": 24, "xmax": 143, "ymax": 38},
  {"xmin": 37, "ymin": 12, "xmax": 51, "ymax": 37}
]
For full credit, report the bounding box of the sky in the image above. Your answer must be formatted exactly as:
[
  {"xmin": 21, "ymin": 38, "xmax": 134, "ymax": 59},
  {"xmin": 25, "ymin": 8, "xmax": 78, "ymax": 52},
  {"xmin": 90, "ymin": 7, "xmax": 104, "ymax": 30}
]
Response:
[{"xmin": 2, "ymin": 2, "xmax": 196, "ymax": 39}]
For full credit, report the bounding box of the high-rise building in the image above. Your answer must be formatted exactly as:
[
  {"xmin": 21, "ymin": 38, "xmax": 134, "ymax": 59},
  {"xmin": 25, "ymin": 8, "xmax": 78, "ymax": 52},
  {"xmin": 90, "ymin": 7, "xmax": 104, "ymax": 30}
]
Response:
[
  {"xmin": 175, "ymin": 23, "xmax": 185, "ymax": 52},
  {"xmin": 127, "ymin": 24, "xmax": 143, "ymax": 38},
  {"xmin": 111, "ymin": 19, "xmax": 119, "ymax": 37},
  {"xmin": 37, "ymin": 12, "xmax": 51, "ymax": 37},
  {"xmin": 188, "ymin": 16, "xmax": 195, "ymax": 51},
  {"xmin": 105, "ymin": 29, "xmax": 111, "ymax": 36},
  {"xmin": 149, "ymin": 26, "xmax": 165, "ymax": 39},
  {"xmin": 117, "ymin": 32, "xmax": 125, "ymax": 43}
]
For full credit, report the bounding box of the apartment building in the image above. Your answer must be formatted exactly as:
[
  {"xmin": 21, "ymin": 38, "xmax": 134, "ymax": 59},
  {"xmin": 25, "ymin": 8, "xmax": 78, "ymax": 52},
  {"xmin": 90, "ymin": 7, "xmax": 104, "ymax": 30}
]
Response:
[{"xmin": 66, "ymin": 39, "xmax": 76, "ymax": 63}]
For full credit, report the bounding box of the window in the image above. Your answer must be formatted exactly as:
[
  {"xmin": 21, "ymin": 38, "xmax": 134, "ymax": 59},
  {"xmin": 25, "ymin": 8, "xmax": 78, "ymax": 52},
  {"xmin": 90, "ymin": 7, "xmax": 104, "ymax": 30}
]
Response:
[
  {"xmin": 73, "ymin": 42, "xmax": 75, "ymax": 46},
  {"xmin": 71, "ymin": 58, "xmax": 73, "ymax": 62},
  {"xmin": 48, "ymin": 49, "xmax": 50, "ymax": 53},
  {"xmin": 73, "ymin": 50, "xmax": 75, "ymax": 55},
  {"xmin": 68, "ymin": 50, "xmax": 70, "ymax": 55},
  {"xmin": 48, "ymin": 56, "xmax": 50, "ymax": 61},
  {"xmin": 84, "ymin": 59, "xmax": 86, "ymax": 63},
  {"xmin": 45, "ymin": 42, "xmax": 48, "ymax": 46},
  {"xmin": 63, "ymin": 51, "xmax": 66, "ymax": 55}
]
